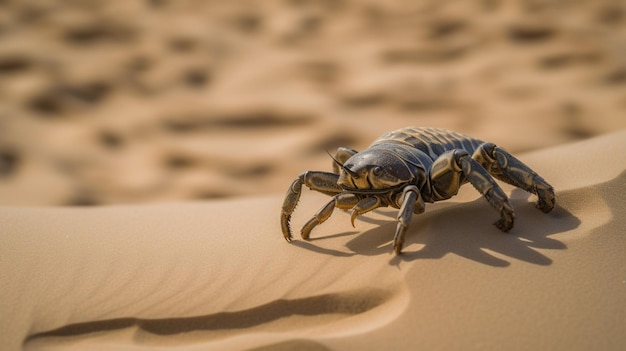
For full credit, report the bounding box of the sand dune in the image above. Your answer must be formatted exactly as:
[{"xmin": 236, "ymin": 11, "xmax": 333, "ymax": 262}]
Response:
[
  {"xmin": 1, "ymin": 130, "xmax": 624, "ymax": 351},
  {"xmin": 1, "ymin": 1, "xmax": 626, "ymax": 350}
]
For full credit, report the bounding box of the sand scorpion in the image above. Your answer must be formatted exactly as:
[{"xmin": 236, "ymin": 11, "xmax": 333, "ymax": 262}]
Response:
[{"xmin": 281, "ymin": 127, "xmax": 555, "ymax": 254}]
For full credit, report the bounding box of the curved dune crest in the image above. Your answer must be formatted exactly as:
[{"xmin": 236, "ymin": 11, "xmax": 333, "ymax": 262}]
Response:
[{"xmin": 1, "ymin": 131, "xmax": 625, "ymax": 351}]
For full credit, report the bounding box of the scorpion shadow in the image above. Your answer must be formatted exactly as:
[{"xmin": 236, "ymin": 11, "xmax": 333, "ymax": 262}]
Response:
[{"xmin": 299, "ymin": 190, "xmax": 580, "ymax": 267}]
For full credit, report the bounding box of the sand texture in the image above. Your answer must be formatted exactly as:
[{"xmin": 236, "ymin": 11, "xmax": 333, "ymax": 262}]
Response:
[
  {"xmin": 2, "ymin": 129, "xmax": 625, "ymax": 350},
  {"xmin": 1, "ymin": 0, "xmax": 626, "ymax": 206},
  {"xmin": 1, "ymin": 1, "xmax": 626, "ymax": 350}
]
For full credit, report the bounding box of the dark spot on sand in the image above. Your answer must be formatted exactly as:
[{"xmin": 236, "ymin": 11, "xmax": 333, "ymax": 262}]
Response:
[
  {"xmin": 381, "ymin": 45, "xmax": 468, "ymax": 64},
  {"xmin": 27, "ymin": 89, "xmax": 64, "ymax": 115},
  {"xmin": 183, "ymin": 68, "xmax": 210, "ymax": 88},
  {"xmin": 99, "ymin": 131, "xmax": 124, "ymax": 150},
  {"xmin": 64, "ymin": 81, "xmax": 111, "ymax": 104},
  {"xmin": 63, "ymin": 23, "xmax": 136, "ymax": 45},
  {"xmin": 232, "ymin": 13, "xmax": 264, "ymax": 34},
  {"xmin": 127, "ymin": 55, "xmax": 153, "ymax": 73},
  {"xmin": 168, "ymin": 37, "xmax": 197, "ymax": 53},
  {"xmin": 561, "ymin": 102, "xmax": 595, "ymax": 139},
  {"xmin": 429, "ymin": 19, "xmax": 467, "ymax": 39},
  {"xmin": 195, "ymin": 190, "xmax": 231, "ymax": 199},
  {"xmin": 164, "ymin": 154, "xmax": 195, "ymax": 170},
  {"xmin": 0, "ymin": 149, "xmax": 20, "ymax": 177},
  {"xmin": 596, "ymin": 5, "xmax": 624, "ymax": 25},
  {"xmin": 0, "ymin": 55, "xmax": 32, "ymax": 74},
  {"xmin": 226, "ymin": 164, "xmax": 273, "ymax": 178},
  {"xmin": 66, "ymin": 190, "xmax": 100, "ymax": 206},
  {"xmin": 605, "ymin": 67, "xmax": 626, "ymax": 85},
  {"xmin": 508, "ymin": 24, "xmax": 555, "ymax": 43}
]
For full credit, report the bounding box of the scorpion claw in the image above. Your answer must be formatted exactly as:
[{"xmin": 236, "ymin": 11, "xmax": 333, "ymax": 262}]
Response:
[
  {"xmin": 281, "ymin": 177, "xmax": 304, "ymax": 243},
  {"xmin": 281, "ymin": 212, "xmax": 293, "ymax": 242}
]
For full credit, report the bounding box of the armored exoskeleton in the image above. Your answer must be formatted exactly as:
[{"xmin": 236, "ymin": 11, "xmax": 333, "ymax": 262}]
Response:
[{"xmin": 281, "ymin": 127, "xmax": 555, "ymax": 254}]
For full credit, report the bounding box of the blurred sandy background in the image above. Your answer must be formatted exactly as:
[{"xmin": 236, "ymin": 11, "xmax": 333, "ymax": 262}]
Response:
[{"xmin": 1, "ymin": 0, "xmax": 625, "ymax": 206}]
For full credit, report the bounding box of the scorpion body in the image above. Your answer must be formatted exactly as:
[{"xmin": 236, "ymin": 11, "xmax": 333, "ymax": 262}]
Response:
[{"xmin": 281, "ymin": 127, "xmax": 555, "ymax": 254}]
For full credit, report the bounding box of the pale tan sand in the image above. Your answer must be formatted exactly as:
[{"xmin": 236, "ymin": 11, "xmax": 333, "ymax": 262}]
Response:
[
  {"xmin": 1, "ymin": 130, "xmax": 624, "ymax": 350},
  {"xmin": 2, "ymin": 1, "xmax": 626, "ymax": 207}
]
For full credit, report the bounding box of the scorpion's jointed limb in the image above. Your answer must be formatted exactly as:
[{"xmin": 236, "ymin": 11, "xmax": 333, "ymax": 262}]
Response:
[
  {"xmin": 394, "ymin": 185, "xmax": 425, "ymax": 254},
  {"xmin": 472, "ymin": 143, "xmax": 555, "ymax": 213}
]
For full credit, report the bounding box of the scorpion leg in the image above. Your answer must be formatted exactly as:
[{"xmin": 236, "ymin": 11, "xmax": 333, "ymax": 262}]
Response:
[
  {"xmin": 349, "ymin": 197, "xmax": 382, "ymax": 227},
  {"xmin": 281, "ymin": 171, "xmax": 344, "ymax": 242},
  {"xmin": 332, "ymin": 147, "xmax": 358, "ymax": 174},
  {"xmin": 393, "ymin": 186, "xmax": 425, "ymax": 254},
  {"xmin": 301, "ymin": 193, "xmax": 359, "ymax": 239},
  {"xmin": 431, "ymin": 150, "xmax": 515, "ymax": 232},
  {"xmin": 473, "ymin": 143, "xmax": 555, "ymax": 213}
]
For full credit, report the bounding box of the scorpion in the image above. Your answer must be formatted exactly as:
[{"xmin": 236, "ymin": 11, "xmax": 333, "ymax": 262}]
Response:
[{"xmin": 281, "ymin": 127, "xmax": 555, "ymax": 254}]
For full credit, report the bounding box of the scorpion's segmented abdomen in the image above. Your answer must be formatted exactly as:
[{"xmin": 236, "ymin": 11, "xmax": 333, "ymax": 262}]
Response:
[{"xmin": 372, "ymin": 127, "xmax": 484, "ymax": 160}]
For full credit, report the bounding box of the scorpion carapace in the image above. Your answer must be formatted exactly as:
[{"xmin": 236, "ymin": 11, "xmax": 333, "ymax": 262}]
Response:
[{"xmin": 280, "ymin": 127, "xmax": 556, "ymax": 254}]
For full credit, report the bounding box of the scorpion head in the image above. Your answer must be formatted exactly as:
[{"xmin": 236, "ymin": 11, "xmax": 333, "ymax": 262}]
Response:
[{"xmin": 335, "ymin": 149, "xmax": 415, "ymax": 193}]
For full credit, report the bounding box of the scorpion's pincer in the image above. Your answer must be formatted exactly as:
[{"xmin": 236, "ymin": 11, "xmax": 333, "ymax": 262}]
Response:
[{"xmin": 281, "ymin": 177, "xmax": 304, "ymax": 242}]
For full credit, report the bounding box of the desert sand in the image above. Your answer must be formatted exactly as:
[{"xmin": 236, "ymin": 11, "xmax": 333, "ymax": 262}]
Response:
[
  {"xmin": 1, "ymin": 128, "xmax": 625, "ymax": 351},
  {"xmin": 1, "ymin": 1, "xmax": 626, "ymax": 350},
  {"xmin": 2, "ymin": 0, "xmax": 626, "ymax": 206}
]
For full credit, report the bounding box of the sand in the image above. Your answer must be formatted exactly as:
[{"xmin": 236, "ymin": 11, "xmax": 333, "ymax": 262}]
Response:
[
  {"xmin": 1, "ymin": 1, "xmax": 626, "ymax": 350},
  {"xmin": 1, "ymin": 130, "xmax": 625, "ymax": 351},
  {"xmin": 2, "ymin": 0, "xmax": 626, "ymax": 207}
]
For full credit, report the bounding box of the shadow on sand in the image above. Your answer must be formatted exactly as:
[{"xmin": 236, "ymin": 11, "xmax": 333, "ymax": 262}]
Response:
[{"xmin": 296, "ymin": 189, "xmax": 581, "ymax": 267}]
